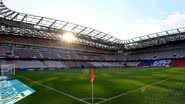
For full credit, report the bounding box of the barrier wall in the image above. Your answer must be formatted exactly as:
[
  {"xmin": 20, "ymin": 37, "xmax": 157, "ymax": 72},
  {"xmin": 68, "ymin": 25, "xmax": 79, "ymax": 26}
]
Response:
[
  {"xmin": 170, "ymin": 59, "xmax": 185, "ymax": 67},
  {"xmin": 138, "ymin": 60, "xmax": 154, "ymax": 67}
]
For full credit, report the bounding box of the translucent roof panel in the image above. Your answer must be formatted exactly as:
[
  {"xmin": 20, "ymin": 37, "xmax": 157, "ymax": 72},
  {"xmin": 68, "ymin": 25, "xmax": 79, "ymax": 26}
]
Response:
[
  {"xmin": 52, "ymin": 21, "xmax": 67, "ymax": 29},
  {"xmin": 88, "ymin": 31, "xmax": 99, "ymax": 36},
  {"xmin": 62, "ymin": 23, "xmax": 77, "ymax": 31},
  {"xmin": 96, "ymin": 33, "xmax": 106, "ymax": 38},
  {"xmin": 178, "ymin": 28, "xmax": 185, "ymax": 32},
  {"xmin": 16, "ymin": 14, "xmax": 25, "ymax": 22},
  {"xmin": 168, "ymin": 29, "xmax": 179, "ymax": 34},
  {"xmin": 158, "ymin": 31, "xmax": 168, "ymax": 36},
  {"xmin": 140, "ymin": 35, "xmax": 149, "ymax": 40},
  {"xmin": 80, "ymin": 28, "xmax": 93, "ymax": 35},
  {"xmin": 72, "ymin": 26, "xmax": 86, "ymax": 33}
]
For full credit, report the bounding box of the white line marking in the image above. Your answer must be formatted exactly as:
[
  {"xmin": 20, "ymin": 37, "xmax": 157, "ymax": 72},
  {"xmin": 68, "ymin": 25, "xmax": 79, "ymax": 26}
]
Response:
[
  {"xmin": 82, "ymin": 97, "xmax": 106, "ymax": 100},
  {"xmin": 16, "ymin": 75, "xmax": 91, "ymax": 104},
  {"xmin": 95, "ymin": 75, "xmax": 178, "ymax": 104}
]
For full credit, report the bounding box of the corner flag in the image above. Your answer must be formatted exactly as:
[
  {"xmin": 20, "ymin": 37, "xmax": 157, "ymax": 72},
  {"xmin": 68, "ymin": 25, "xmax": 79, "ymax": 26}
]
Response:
[
  {"xmin": 90, "ymin": 69, "xmax": 95, "ymax": 104},
  {"xmin": 91, "ymin": 69, "xmax": 95, "ymax": 82}
]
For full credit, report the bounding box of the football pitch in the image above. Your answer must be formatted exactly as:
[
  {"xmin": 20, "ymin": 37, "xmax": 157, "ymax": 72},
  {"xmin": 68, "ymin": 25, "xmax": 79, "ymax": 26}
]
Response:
[{"xmin": 15, "ymin": 67, "xmax": 185, "ymax": 104}]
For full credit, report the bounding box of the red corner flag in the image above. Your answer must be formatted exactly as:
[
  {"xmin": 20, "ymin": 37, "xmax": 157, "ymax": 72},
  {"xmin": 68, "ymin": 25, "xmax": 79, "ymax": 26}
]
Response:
[{"xmin": 91, "ymin": 69, "xmax": 95, "ymax": 82}]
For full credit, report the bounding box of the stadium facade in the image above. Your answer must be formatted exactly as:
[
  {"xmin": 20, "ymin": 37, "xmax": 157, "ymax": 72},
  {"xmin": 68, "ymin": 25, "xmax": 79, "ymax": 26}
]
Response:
[{"xmin": 0, "ymin": 0, "xmax": 185, "ymax": 70}]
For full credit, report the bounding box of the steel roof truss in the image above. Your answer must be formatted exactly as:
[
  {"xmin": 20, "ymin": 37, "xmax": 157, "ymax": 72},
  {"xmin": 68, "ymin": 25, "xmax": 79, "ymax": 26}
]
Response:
[
  {"xmin": 78, "ymin": 27, "xmax": 87, "ymax": 34},
  {"xmin": 177, "ymin": 29, "xmax": 181, "ymax": 33},
  {"xmin": 20, "ymin": 15, "xmax": 27, "ymax": 23},
  {"xmin": 99, "ymin": 34, "xmax": 108, "ymax": 39},
  {"xmin": 36, "ymin": 17, "xmax": 43, "ymax": 25},
  {"xmin": 4, "ymin": 11, "xmax": 15, "ymax": 18},
  {"xmin": 60, "ymin": 22, "xmax": 69, "ymax": 29},
  {"xmin": 49, "ymin": 20, "xmax": 57, "ymax": 28},
  {"xmin": 70, "ymin": 25, "xmax": 79, "ymax": 31},
  {"xmin": 0, "ymin": 9, "xmax": 11, "ymax": 15},
  {"xmin": 0, "ymin": 7, "xmax": 7, "ymax": 11},
  {"xmin": 85, "ymin": 30, "xmax": 95, "ymax": 36},
  {"xmin": 93, "ymin": 32, "xmax": 102, "ymax": 37},
  {"xmin": 105, "ymin": 36, "xmax": 113, "ymax": 41}
]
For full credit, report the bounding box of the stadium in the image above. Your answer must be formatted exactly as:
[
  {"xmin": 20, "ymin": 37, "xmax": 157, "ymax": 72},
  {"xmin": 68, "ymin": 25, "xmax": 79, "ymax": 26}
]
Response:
[{"xmin": 0, "ymin": 0, "xmax": 185, "ymax": 104}]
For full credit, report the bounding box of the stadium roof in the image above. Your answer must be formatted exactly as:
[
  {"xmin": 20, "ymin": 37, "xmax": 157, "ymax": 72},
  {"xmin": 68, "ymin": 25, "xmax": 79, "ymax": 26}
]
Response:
[
  {"xmin": 0, "ymin": 0, "xmax": 124, "ymax": 50},
  {"xmin": 0, "ymin": 0, "xmax": 185, "ymax": 50}
]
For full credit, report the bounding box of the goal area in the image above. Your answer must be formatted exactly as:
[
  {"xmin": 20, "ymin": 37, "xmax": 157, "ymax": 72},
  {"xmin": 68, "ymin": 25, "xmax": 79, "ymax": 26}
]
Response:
[{"xmin": 0, "ymin": 64, "xmax": 15, "ymax": 77}]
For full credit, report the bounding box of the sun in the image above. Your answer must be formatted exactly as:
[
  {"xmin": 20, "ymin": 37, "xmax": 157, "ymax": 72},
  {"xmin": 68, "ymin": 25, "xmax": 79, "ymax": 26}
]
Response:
[{"xmin": 62, "ymin": 32, "xmax": 76, "ymax": 43}]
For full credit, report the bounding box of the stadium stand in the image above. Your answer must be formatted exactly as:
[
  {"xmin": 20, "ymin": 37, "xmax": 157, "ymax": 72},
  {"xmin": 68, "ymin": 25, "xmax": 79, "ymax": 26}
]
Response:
[
  {"xmin": 14, "ymin": 61, "xmax": 46, "ymax": 70},
  {"xmin": 44, "ymin": 61, "xmax": 68, "ymax": 69},
  {"xmin": 2, "ymin": 34, "xmax": 185, "ymax": 69},
  {"xmin": 0, "ymin": 45, "xmax": 8, "ymax": 57},
  {"xmin": 0, "ymin": 0, "xmax": 185, "ymax": 70},
  {"xmin": 125, "ymin": 62, "xmax": 141, "ymax": 67},
  {"xmin": 1, "ymin": 35, "xmax": 185, "ymax": 68}
]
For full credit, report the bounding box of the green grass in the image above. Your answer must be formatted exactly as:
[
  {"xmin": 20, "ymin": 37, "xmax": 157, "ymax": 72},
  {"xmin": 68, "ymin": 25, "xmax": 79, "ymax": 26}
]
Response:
[{"xmin": 15, "ymin": 67, "xmax": 185, "ymax": 104}]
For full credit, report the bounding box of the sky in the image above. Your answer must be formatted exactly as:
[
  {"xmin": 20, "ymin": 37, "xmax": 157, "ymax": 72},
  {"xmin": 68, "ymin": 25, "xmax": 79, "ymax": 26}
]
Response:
[{"xmin": 3, "ymin": 0, "xmax": 185, "ymax": 40}]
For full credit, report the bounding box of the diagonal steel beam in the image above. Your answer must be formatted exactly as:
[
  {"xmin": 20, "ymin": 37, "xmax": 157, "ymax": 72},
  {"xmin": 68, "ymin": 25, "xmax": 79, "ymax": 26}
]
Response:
[
  {"xmin": 93, "ymin": 32, "xmax": 102, "ymax": 37},
  {"xmin": 61, "ymin": 22, "xmax": 68, "ymax": 29},
  {"xmin": 20, "ymin": 15, "xmax": 27, "ymax": 22},
  {"xmin": 99, "ymin": 34, "xmax": 108, "ymax": 39},
  {"xmin": 177, "ymin": 29, "xmax": 181, "ymax": 33},
  {"xmin": 49, "ymin": 20, "xmax": 57, "ymax": 28},
  {"xmin": 0, "ymin": 7, "xmax": 7, "ymax": 11},
  {"xmin": 85, "ymin": 30, "xmax": 94, "ymax": 36},
  {"xmin": 78, "ymin": 27, "xmax": 87, "ymax": 34},
  {"xmin": 36, "ymin": 17, "xmax": 43, "ymax": 25},
  {"xmin": 4, "ymin": 11, "xmax": 15, "ymax": 18},
  {"xmin": 0, "ymin": 9, "xmax": 11, "ymax": 15},
  {"xmin": 11, "ymin": 13, "xmax": 19, "ymax": 20},
  {"xmin": 105, "ymin": 36, "xmax": 113, "ymax": 41},
  {"xmin": 70, "ymin": 25, "xmax": 79, "ymax": 31},
  {"xmin": 112, "ymin": 39, "xmax": 118, "ymax": 43}
]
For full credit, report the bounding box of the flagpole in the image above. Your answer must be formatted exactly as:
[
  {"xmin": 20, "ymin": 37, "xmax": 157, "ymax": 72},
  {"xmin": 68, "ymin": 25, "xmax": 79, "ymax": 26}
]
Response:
[
  {"xmin": 91, "ymin": 69, "xmax": 95, "ymax": 104},
  {"xmin": 92, "ymin": 81, "xmax": 94, "ymax": 104}
]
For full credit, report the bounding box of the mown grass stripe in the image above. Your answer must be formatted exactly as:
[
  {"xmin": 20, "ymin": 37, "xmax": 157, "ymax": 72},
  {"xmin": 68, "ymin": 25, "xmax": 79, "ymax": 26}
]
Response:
[{"xmin": 16, "ymin": 74, "xmax": 91, "ymax": 104}]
